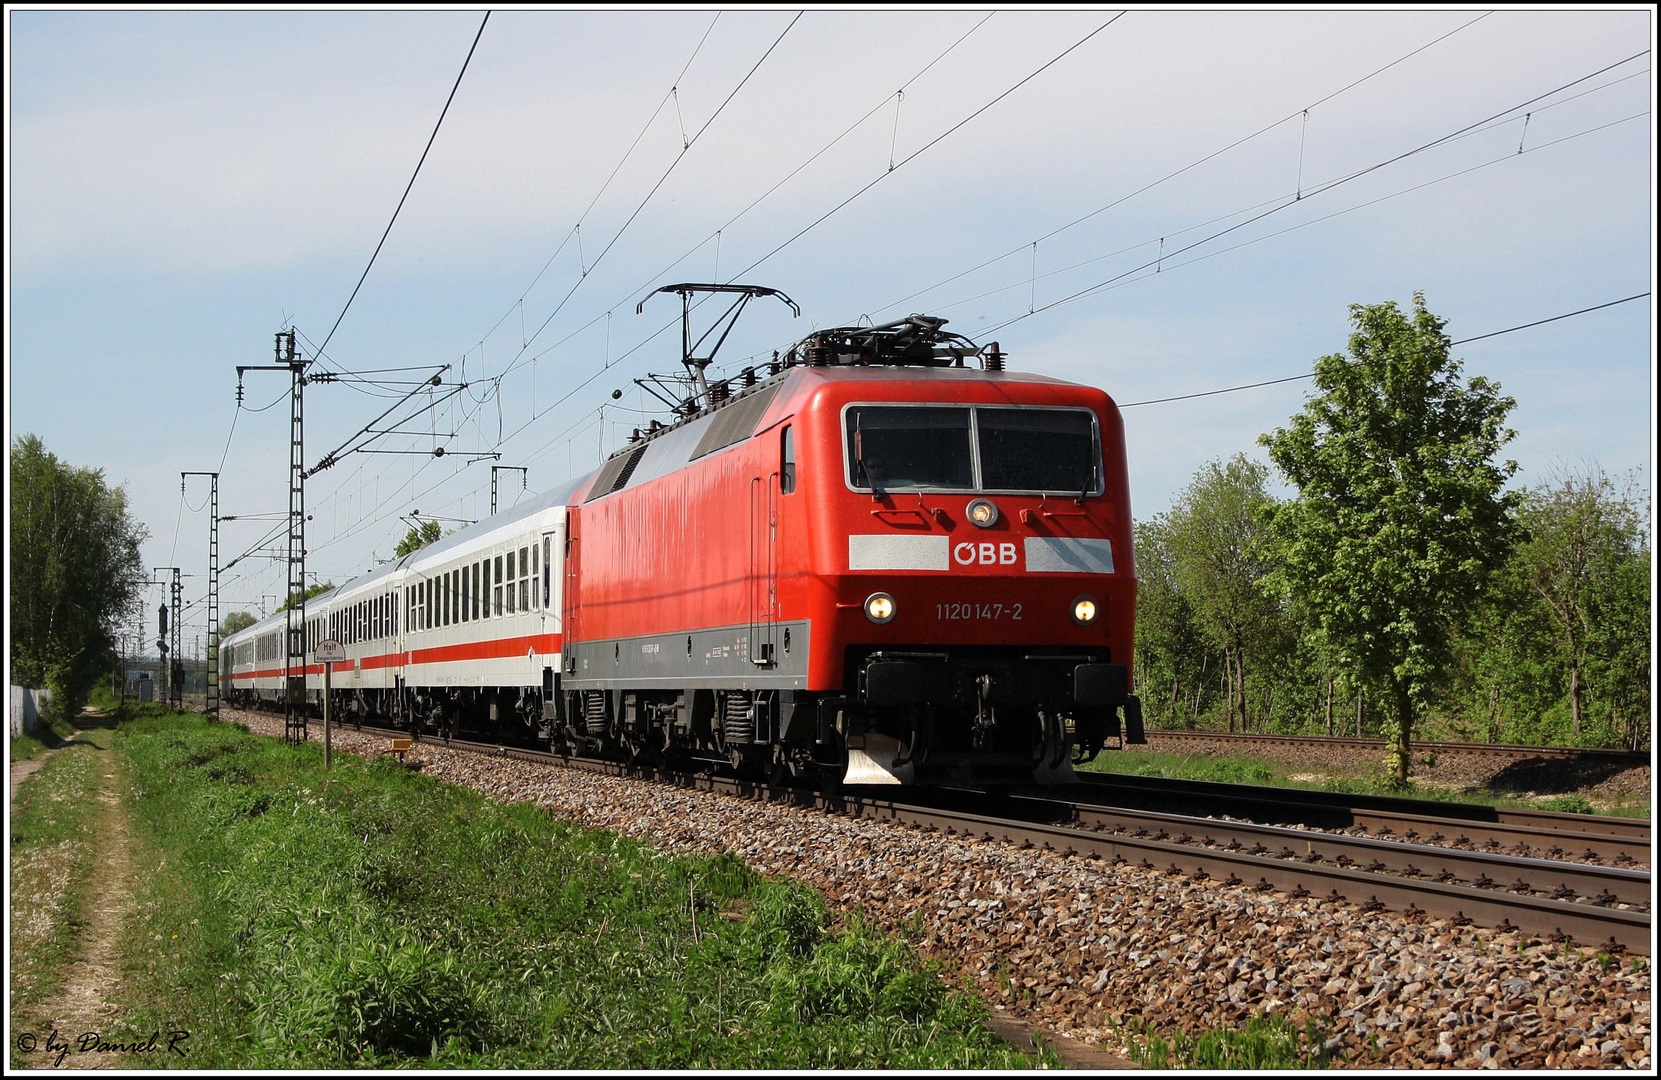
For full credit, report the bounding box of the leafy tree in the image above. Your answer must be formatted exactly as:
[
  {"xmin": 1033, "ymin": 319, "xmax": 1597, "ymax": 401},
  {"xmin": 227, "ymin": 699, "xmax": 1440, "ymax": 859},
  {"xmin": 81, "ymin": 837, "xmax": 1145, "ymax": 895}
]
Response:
[
  {"xmin": 10, "ymin": 434, "xmax": 150, "ymax": 717},
  {"xmin": 1132, "ymin": 514, "xmax": 1211, "ymax": 728},
  {"xmin": 1259, "ymin": 294, "xmax": 1519, "ymax": 783},
  {"xmin": 220, "ymin": 611, "xmax": 258, "ymax": 635},
  {"xmin": 1443, "ymin": 554, "xmax": 1559, "ymax": 744},
  {"xmin": 277, "ymin": 581, "xmax": 336, "ymax": 613},
  {"xmin": 1514, "ymin": 465, "xmax": 1650, "ymax": 747},
  {"xmin": 1164, "ymin": 454, "xmax": 1285, "ymax": 732},
  {"xmin": 395, "ymin": 520, "xmax": 443, "ymax": 557}
]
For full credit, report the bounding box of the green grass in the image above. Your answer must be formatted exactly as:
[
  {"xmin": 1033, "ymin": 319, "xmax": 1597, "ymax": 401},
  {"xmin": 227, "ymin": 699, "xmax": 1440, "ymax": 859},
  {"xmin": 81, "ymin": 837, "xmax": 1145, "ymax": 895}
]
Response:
[
  {"xmin": 1118, "ymin": 1012, "xmax": 1336, "ymax": 1070},
  {"xmin": 8, "ymin": 713, "xmax": 120, "ymax": 1044},
  {"xmin": 1079, "ymin": 749, "xmax": 1649, "ymax": 818},
  {"xmin": 10, "ymin": 711, "xmax": 79, "ymax": 761},
  {"xmin": 107, "ymin": 709, "xmax": 1050, "ymax": 1069}
]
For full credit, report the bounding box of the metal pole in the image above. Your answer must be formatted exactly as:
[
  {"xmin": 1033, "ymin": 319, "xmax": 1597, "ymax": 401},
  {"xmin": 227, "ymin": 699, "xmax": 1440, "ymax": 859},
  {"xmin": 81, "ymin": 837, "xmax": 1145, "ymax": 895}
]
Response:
[
  {"xmin": 490, "ymin": 465, "xmax": 528, "ymax": 515},
  {"xmin": 324, "ymin": 661, "xmax": 332, "ymax": 769},
  {"xmin": 184, "ymin": 469, "xmax": 221, "ymax": 711},
  {"xmin": 152, "ymin": 568, "xmax": 178, "ymax": 705},
  {"xmin": 279, "ymin": 330, "xmax": 310, "ymax": 748},
  {"xmin": 171, "ymin": 568, "xmax": 183, "ymax": 707}
]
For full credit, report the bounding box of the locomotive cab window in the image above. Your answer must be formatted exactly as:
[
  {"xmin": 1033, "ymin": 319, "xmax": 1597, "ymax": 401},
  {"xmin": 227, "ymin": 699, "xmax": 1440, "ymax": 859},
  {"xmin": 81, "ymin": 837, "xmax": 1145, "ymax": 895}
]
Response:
[
  {"xmin": 846, "ymin": 406, "xmax": 973, "ymax": 491},
  {"xmin": 844, "ymin": 404, "xmax": 1101, "ymax": 495}
]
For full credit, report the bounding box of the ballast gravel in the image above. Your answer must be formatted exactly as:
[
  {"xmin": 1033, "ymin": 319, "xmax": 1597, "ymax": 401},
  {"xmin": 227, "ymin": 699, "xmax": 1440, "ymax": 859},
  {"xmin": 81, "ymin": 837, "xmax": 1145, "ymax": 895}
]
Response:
[{"xmin": 226, "ymin": 710, "xmax": 1651, "ymax": 1069}]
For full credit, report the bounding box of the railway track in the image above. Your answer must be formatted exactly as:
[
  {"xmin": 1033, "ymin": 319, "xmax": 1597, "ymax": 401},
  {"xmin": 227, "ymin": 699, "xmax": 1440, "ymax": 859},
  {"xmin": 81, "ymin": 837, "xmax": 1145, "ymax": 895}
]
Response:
[
  {"xmin": 1065, "ymin": 773, "xmax": 1651, "ymax": 859},
  {"xmin": 1143, "ymin": 727, "xmax": 1651, "ymax": 764},
  {"xmin": 334, "ymin": 721, "xmax": 1650, "ymax": 955}
]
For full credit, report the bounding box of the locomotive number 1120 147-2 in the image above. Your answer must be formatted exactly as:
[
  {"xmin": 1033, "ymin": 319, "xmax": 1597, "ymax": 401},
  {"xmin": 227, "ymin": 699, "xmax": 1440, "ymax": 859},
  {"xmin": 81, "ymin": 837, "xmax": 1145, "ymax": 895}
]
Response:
[{"xmin": 936, "ymin": 602, "xmax": 1022, "ymax": 621}]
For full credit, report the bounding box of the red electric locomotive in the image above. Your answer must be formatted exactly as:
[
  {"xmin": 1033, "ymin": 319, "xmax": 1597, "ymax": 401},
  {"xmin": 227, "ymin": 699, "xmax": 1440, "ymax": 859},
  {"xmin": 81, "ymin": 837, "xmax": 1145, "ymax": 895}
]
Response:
[{"xmin": 558, "ymin": 293, "xmax": 1143, "ymax": 786}]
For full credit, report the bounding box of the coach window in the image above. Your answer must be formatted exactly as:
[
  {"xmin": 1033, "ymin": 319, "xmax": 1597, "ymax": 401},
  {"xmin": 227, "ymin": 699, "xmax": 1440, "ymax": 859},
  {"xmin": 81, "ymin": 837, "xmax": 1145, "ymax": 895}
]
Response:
[
  {"xmin": 505, "ymin": 551, "xmax": 516, "ymax": 614},
  {"xmin": 781, "ymin": 426, "xmax": 796, "ymax": 494},
  {"xmin": 543, "ymin": 537, "xmax": 551, "ymax": 609},
  {"xmin": 461, "ymin": 567, "xmax": 470, "ymax": 623},
  {"xmin": 517, "ymin": 546, "xmax": 528, "ymax": 612},
  {"xmin": 530, "ymin": 545, "xmax": 539, "ymax": 610},
  {"xmin": 494, "ymin": 556, "xmax": 504, "ymax": 616},
  {"xmin": 473, "ymin": 563, "xmax": 482, "ymax": 620}
]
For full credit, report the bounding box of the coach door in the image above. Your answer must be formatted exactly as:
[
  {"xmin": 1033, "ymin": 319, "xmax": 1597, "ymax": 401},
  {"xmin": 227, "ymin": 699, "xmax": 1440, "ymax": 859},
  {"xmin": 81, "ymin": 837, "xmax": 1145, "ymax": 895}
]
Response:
[
  {"xmin": 749, "ymin": 474, "xmax": 778, "ymax": 666},
  {"xmin": 542, "ymin": 523, "xmax": 562, "ymax": 633},
  {"xmin": 563, "ymin": 513, "xmax": 580, "ymax": 668}
]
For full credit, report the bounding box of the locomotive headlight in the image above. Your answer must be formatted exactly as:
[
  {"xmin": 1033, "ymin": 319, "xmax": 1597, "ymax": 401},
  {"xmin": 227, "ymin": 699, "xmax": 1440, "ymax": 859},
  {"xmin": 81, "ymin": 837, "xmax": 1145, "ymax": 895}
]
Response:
[
  {"xmin": 864, "ymin": 592, "xmax": 897, "ymax": 624},
  {"xmin": 1071, "ymin": 596, "xmax": 1098, "ymax": 625},
  {"xmin": 966, "ymin": 498, "xmax": 1000, "ymax": 528}
]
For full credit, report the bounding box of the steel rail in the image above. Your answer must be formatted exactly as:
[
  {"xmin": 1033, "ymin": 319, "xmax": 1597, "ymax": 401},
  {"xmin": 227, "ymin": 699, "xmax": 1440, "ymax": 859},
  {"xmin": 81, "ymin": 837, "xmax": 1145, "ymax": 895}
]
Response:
[
  {"xmin": 1009, "ymin": 795, "xmax": 1652, "ymax": 909},
  {"xmin": 1072, "ymin": 772, "xmax": 1652, "ymax": 853},
  {"xmin": 331, "ymin": 722, "xmax": 1650, "ymax": 956},
  {"xmin": 1144, "ymin": 728, "xmax": 1650, "ymax": 765}
]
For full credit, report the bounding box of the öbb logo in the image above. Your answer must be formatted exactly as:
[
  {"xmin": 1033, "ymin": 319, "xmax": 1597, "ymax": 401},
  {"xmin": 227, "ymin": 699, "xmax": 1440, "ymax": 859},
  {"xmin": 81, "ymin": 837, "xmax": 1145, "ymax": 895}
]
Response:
[{"xmin": 955, "ymin": 542, "xmax": 1018, "ymax": 566}]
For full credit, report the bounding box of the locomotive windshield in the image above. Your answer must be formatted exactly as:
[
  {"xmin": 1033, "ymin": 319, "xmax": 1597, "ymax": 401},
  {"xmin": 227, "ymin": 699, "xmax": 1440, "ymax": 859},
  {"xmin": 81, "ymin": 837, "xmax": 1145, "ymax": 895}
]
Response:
[{"xmin": 845, "ymin": 405, "xmax": 1100, "ymax": 494}]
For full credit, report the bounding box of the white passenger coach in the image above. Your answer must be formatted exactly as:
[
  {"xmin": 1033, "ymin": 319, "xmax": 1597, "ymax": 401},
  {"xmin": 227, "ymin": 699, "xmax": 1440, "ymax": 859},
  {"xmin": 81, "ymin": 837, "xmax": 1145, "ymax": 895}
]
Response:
[{"xmin": 222, "ymin": 479, "xmax": 580, "ymax": 737}]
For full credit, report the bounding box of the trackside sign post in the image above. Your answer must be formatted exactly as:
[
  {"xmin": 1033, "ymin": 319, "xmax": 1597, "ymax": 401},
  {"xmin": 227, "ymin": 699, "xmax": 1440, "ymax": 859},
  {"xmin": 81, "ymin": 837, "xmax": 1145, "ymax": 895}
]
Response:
[{"xmin": 316, "ymin": 640, "xmax": 346, "ymax": 769}]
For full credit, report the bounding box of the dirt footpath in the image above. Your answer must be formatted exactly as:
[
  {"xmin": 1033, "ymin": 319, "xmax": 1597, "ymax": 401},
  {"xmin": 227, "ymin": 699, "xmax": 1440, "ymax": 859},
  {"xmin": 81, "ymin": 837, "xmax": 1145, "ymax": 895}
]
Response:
[{"xmin": 10, "ymin": 713, "xmax": 143, "ymax": 1069}]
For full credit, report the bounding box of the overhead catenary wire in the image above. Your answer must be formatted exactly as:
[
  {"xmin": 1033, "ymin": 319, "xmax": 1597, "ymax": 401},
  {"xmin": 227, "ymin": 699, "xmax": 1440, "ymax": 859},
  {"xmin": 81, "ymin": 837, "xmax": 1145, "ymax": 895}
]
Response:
[
  {"xmin": 474, "ymin": 10, "xmax": 1107, "ymax": 463},
  {"xmin": 727, "ymin": 12, "xmax": 1128, "ymax": 284},
  {"xmin": 922, "ymin": 106, "xmax": 1649, "ymax": 323},
  {"xmin": 466, "ymin": 13, "xmax": 724, "ymax": 360},
  {"xmin": 862, "ymin": 10, "xmax": 1496, "ymax": 322},
  {"xmin": 490, "ymin": 8, "xmax": 998, "ymax": 391},
  {"xmin": 971, "ymin": 48, "xmax": 1651, "ymax": 340},
  {"xmin": 310, "ymin": 11, "xmax": 490, "ymax": 366},
  {"xmin": 487, "ymin": 9, "xmax": 1505, "ymax": 457},
  {"xmin": 1118, "ymin": 292, "xmax": 1651, "ymax": 408},
  {"xmin": 506, "ymin": 13, "xmax": 804, "ymax": 370}
]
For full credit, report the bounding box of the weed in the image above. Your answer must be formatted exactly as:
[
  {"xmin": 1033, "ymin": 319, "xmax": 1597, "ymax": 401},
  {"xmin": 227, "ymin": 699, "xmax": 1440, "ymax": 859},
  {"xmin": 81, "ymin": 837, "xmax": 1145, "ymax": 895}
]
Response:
[
  {"xmin": 1537, "ymin": 794, "xmax": 1596, "ymax": 815},
  {"xmin": 1116, "ymin": 1012, "xmax": 1336, "ymax": 1069},
  {"xmin": 1595, "ymin": 952, "xmax": 1617, "ymax": 974}
]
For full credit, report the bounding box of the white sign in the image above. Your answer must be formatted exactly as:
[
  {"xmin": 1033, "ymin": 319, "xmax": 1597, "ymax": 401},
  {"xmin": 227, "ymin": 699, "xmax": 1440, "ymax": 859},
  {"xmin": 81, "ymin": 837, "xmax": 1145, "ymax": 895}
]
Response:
[{"xmin": 316, "ymin": 639, "xmax": 347, "ymax": 663}]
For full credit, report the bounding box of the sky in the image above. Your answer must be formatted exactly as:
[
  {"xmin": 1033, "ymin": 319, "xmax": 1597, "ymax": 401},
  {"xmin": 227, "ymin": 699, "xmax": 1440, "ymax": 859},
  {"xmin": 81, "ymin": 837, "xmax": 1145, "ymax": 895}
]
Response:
[{"xmin": 6, "ymin": 6, "xmax": 1654, "ymax": 653}]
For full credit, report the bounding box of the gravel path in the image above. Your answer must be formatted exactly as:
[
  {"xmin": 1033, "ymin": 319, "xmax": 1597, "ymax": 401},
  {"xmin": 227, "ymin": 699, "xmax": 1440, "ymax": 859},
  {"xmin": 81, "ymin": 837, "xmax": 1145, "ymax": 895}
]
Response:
[{"xmin": 226, "ymin": 710, "xmax": 1651, "ymax": 1069}]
